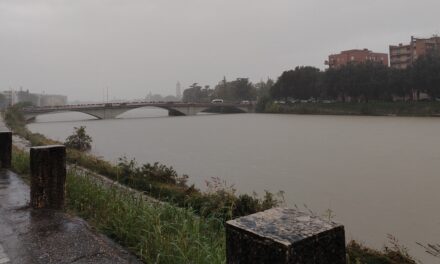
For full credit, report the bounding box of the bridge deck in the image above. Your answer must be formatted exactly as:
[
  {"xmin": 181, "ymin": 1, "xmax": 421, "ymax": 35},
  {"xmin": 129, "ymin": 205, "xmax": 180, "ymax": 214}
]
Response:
[
  {"xmin": 23, "ymin": 102, "xmax": 250, "ymax": 113},
  {"xmin": 21, "ymin": 101, "xmax": 253, "ymax": 120}
]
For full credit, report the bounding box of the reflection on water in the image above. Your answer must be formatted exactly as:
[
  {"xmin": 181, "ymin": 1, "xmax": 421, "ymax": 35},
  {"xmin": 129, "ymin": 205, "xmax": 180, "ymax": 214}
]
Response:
[{"xmin": 28, "ymin": 109, "xmax": 440, "ymax": 263}]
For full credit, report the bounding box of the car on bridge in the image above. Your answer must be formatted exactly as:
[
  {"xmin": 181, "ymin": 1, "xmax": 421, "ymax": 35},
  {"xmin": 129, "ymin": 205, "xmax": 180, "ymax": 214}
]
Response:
[{"xmin": 211, "ymin": 99, "xmax": 224, "ymax": 104}]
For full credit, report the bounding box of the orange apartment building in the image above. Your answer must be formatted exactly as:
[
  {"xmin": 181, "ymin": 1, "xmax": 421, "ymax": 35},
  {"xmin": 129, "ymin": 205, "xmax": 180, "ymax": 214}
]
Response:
[
  {"xmin": 325, "ymin": 49, "xmax": 388, "ymax": 69},
  {"xmin": 389, "ymin": 35, "xmax": 440, "ymax": 69}
]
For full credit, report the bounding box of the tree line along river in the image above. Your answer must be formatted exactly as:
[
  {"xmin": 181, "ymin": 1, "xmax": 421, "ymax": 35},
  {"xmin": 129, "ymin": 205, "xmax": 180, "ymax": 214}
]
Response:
[{"xmin": 28, "ymin": 108, "xmax": 440, "ymax": 263}]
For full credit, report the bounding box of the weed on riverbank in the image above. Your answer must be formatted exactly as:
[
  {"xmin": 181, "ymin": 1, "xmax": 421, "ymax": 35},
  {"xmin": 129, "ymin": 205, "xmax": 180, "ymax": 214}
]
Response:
[
  {"xmin": 10, "ymin": 146, "xmax": 225, "ymax": 263},
  {"xmin": 347, "ymin": 240, "xmax": 417, "ymax": 264},
  {"xmin": 67, "ymin": 169, "xmax": 226, "ymax": 264},
  {"xmin": 11, "ymin": 146, "xmax": 30, "ymax": 176}
]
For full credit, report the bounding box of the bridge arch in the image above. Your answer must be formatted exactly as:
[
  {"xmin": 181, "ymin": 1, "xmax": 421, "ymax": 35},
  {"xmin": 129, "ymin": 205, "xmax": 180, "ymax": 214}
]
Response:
[{"xmin": 24, "ymin": 110, "xmax": 104, "ymax": 122}]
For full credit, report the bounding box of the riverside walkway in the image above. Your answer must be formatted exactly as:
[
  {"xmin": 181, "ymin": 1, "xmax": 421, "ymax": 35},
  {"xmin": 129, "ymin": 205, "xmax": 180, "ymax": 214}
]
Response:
[
  {"xmin": 0, "ymin": 169, "xmax": 141, "ymax": 264},
  {"xmin": 0, "ymin": 115, "xmax": 141, "ymax": 264}
]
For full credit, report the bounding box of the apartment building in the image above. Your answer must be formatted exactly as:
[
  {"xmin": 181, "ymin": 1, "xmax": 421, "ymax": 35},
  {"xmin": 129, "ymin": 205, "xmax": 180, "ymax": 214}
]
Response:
[
  {"xmin": 389, "ymin": 35, "xmax": 440, "ymax": 69},
  {"xmin": 0, "ymin": 90, "xmax": 67, "ymax": 107},
  {"xmin": 325, "ymin": 49, "xmax": 388, "ymax": 69}
]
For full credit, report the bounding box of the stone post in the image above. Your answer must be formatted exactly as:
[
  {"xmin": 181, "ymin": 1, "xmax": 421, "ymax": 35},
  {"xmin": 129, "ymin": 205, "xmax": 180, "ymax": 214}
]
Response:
[
  {"xmin": 0, "ymin": 131, "xmax": 12, "ymax": 169},
  {"xmin": 30, "ymin": 145, "xmax": 66, "ymax": 210},
  {"xmin": 226, "ymin": 207, "xmax": 346, "ymax": 264}
]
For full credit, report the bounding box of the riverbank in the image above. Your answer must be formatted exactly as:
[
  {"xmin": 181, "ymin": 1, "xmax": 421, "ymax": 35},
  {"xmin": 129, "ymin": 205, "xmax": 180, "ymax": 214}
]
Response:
[
  {"xmin": 1, "ymin": 108, "xmax": 421, "ymax": 264},
  {"xmin": 0, "ymin": 169, "xmax": 143, "ymax": 264},
  {"xmin": 8, "ymin": 147, "xmax": 227, "ymax": 263},
  {"xmin": 263, "ymin": 101, "xmax": 440, "ymax": 116},
  {"xmin": 2, "ymin": 105, "xmax": 281, "ymax": 222}
]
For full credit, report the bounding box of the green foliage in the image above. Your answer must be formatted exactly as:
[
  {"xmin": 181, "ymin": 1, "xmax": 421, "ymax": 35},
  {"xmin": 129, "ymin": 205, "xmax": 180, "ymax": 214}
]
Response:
[
  {"xmin": 4, "ymin": 104, "xmax": 58, "ymax": 146},
  {"xmin": 269, "ymin": 54, "xmax": 440, "ymax": 103},
  {"xmin": 182, "ymin": 77, "xmax": 257, "ymax": 103},
  {"xmin": 255, "ymin": 78, "xmax": 274, "ymax": 99},
  {"xmin": 412, "ymin": 52, "xmax": 440, "ymax": 99},
  {"xmin": 66, "ymin": 169, "xmax": 226, "ymax": 264},
  {"xmin": 214, "ymin": 77, "xmax": 256, "ymax": 101},
  {"xmin": 11, "ymin": 146, "xmax": 30, "ymax": 177},
  {"xmin": 347, "ymin": 239, "xmax": 417, "ymax": 264},
  {"xmin": 182, "ymin": 83, "xmax": 213, "ymax": 103},
  {"xmin": 255, "ymin": 95, "xmax": 272, "ymax": 113},
  {"xmin": 114, "ymin": 158, "xmax": 280, "ymax": 221},
  {"xmin": 117, "ymin": 156, "xmax": 188, "ymax": 187},
  {"xmin": 271, "ymin": 66, "xmax": 322, "ymax": 100},
  {"xmin": 65, "ymin": 126, "xmax": 92, "ymax": 151}
]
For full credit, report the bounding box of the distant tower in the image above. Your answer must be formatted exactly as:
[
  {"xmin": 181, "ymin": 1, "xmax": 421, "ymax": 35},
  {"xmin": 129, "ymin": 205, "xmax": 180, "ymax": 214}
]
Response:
[
  {"xmin": 176, "ymin": 82, "xmax": 182, "ymax": 100},
  {"xmin": 146, "ymin": 91, "xmax": 152, "ymax": 101}
]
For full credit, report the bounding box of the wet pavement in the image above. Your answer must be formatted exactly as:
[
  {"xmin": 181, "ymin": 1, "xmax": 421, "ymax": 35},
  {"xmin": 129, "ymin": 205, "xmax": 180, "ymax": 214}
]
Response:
[
  {"xmin": 0, "ymin": 115, "xmax": 7, "ymax": 131},
  {"xmin": 0, "ymin": 169, "xmax": 142, "ymax": 264}
]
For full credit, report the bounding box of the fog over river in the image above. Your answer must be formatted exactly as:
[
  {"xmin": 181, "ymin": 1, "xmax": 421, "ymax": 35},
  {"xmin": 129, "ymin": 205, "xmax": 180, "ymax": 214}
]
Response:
[{"xmin": 28, "ymin": 108, "xmax": 440, "ymax": 263}]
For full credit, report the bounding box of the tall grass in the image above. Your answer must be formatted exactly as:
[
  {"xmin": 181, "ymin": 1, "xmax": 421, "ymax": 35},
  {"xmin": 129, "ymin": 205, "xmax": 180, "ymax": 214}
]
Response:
[
  {"xmin": 66, "ymin": 169, "xmax": 226, "ymax": 264},
  {"xmin": 10, "ymin": 147, "xmax": 226, "ymax": 263},
  {"xmin": 11, "ymin": 146, "xmax": 30, "ymax": 176}
]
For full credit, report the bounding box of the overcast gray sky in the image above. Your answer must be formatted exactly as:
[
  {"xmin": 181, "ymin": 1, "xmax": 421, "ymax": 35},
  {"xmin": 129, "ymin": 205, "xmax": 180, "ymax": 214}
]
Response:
[{"xmin": 1, "ymin": 0, "xmax": 439, "ymax": 101}]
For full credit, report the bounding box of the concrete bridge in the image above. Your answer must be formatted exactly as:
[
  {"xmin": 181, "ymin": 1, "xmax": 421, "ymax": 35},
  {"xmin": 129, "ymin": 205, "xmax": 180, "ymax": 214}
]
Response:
[{"xmin": 22, "ymin": 101, "xmax": 254, "ymax": 121}]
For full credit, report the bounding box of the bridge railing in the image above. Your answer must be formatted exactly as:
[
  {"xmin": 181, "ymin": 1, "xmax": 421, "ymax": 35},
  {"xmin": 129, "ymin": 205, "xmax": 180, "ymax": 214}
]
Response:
[{"xmin": 22, "ymin": 101, "xmax": 252, "ymax": 112}]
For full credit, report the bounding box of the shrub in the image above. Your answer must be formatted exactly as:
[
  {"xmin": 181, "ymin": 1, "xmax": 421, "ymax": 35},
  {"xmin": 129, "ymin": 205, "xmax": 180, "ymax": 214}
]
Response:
[
  {"xmin": 66, "ymin": 169, "xmax": 226, "ymax": 264},
  {"xmin": 65, "ymin": 126, "xmax": 92, "ymax": 151}
]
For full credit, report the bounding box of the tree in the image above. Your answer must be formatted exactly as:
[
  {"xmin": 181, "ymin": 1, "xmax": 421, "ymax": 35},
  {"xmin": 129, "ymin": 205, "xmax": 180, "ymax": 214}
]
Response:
[
  {"xmin": 213, "ymin": 77, "xmax": 257, "ymax": 101},
  {"xmin": 271, "ymin": 66, "xmax": 321, "ymax": 101},
  {"xmin": 230, "ymin": 78, "xmax": 256, "ymax": 101},
  {"xmin": 411, "ymin": 52, "xmax": 440, "ymax": 99},
  {"xmin": 182, "ymin": 83, "xmax": 213, "ymax": 102},
  {"xmin": 65, "ymin": 126, "xmax": 93, "ymax": 151},
  {"xmin": 322, "ymin": 62, "xmax": 389, "ymax": 102},
  {"xmin": 255, "ymin": 78, "xmax": 274, "ymax": 99},
  {"xmin": 271, "ymin": 70, "xmax": 294, "ymax": 100},
  {"xmin": 388, "ymin": 68, "xmax": 411, "ymax": 101}
]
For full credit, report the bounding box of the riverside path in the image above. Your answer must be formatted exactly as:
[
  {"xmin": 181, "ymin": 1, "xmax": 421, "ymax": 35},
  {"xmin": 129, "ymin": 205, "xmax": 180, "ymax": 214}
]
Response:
[
  {"xmin": 0, "ymin": 169, "xmax": 142, "ymax": 264},
  {"xmin": 0, "ymin": 115, "xmax": 141, "ymax": 264}
]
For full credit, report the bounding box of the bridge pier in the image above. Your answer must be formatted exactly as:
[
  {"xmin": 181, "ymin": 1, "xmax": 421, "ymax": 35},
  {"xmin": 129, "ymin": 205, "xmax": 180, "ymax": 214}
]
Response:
[{"xmin": 168, "ymin": 109, "xmax": 185, "ymax": 116}]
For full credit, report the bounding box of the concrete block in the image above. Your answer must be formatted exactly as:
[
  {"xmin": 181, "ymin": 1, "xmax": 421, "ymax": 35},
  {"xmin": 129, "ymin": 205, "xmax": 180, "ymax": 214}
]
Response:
[
  {"xmin": 30, "ymin": 145, "xmax": 66, "ymax": 210},
  {"xmin": 0, "ymin": 131, "xmax": 12, "ymax": 169},
  {"xmin": 226, "ymin": 207, "xmax": 346, "ymax": 264}
]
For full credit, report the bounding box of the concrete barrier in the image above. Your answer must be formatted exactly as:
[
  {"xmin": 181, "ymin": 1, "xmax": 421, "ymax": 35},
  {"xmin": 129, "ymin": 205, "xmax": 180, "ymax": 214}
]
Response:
[
  {"xmin": 226, "ymin": 207, "xmax": 346, "ymax": 264},
  {"xmin": 0, "ymin": 131, "xmax": 12, "ymax": 169},
  {"xmin": 30, "ymin": 145, "xmax": 66, "ymax": 210}
]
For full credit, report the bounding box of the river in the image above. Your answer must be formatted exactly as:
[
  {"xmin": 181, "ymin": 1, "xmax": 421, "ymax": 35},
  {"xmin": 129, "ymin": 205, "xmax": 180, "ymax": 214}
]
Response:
[{"xmin": 28, "ymin": 108, "xmax": 440, "ymax": 263}]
